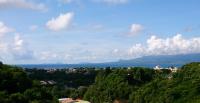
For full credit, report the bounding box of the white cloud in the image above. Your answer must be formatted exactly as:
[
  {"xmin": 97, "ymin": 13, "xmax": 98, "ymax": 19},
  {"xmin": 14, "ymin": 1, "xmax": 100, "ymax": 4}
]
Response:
[
  {"xmin": 0, "ymin": 22, "xmax": 34, "ymax": 62},
  {"xmin": 0, "ymin": 0, "xmax": 47, "ymax": 11},
  {"xmin": 46, "ymin": 12, "xmax": 74, "ymax": 31},
  {"xmin": 129, "ymin": 44, "xmax": 146, "ymax": 57},
  {"xmin": 129, "ymin": 34, "xmax": 200, "ymax": 57},
  {"xmin": 13, "ymin": 34, "xmax": 23, "ymax": 50},
  {"xmin": 129, "ymin": 24, "xmax": 144, "ymax": 36},
  {"xmin": 0, "ymin": 21, "xmax": 11, "ymax": 52},
  {"xmin": 11, "ymin": 34, "xmax": 35, "ymax": 60},
  {"xmin": 95, "ymin": 0, "xmax": 128, "ymax": 5},
  {"xmin": 0, "ymin": 21, "xmax": 13, "ymax": 37}
]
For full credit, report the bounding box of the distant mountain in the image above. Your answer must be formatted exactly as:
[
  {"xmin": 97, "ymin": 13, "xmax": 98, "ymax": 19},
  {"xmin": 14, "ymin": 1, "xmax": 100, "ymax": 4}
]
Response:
[
  {"xmin": 101, "ymin": 53, "xmax": 200, "ymax": 68},
  {"xmin": 78, "ymin": 53, "xmax": 200, "ymax": 68},
  {"xmin": 18, "ymin": 53, "xmax": 200, "ymax": 69}
]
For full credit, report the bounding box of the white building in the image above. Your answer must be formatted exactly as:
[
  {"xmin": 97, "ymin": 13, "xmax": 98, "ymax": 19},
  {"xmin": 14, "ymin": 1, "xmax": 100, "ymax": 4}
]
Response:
[
  {"xmin": 153, "ymin": 65, "xmax": 163, "ymax": 70},
  {"xmin": 58, "ymin": 98, "xmax": 90, "ymax": 103},
  {"xmin": 169, "ymin": 67, "xmax": 178, "ymax": 73}
]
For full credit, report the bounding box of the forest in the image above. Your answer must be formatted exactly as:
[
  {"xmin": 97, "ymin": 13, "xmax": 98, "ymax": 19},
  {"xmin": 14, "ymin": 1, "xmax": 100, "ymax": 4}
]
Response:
[{"xmin": 0, "ymin": 61, "xmax": 200, "ymax": 103}]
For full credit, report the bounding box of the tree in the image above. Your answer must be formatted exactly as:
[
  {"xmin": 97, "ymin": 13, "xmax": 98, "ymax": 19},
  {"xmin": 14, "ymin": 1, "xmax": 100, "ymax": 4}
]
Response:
[
  {"xmin": 9, "ymin": 93, "xmax": 27, "ymax": 103},
  {"xmin": 0, "ymin": 61, "xmax": 3, "ymax": 69}
]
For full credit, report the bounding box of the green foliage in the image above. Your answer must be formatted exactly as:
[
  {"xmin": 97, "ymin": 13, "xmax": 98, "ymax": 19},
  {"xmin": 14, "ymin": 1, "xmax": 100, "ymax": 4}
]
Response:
[
  {"xmin": 83, "ymin": 67, "xmax": 155, "ymax": 103},
  {"xmin": 0, "ymin": 66, "xmax": 32, "ymax": 94},
  {"xmin": 1, "ymin": 62, "xmax": 200, "ymax": 103},
  {"xmin": 27, "ymin": 68, "xmax": 97, "ymax": 88},
  {"xmin": 0, "ymin": 62, "xmax": 55, "ymax": 103},
  {"xmin": 9, "ymin": 93, "xmax": 27, "ymax": 103},
  {"xmin": 129, "ymin": 62, "xmax": 200, "ymax": 103}
]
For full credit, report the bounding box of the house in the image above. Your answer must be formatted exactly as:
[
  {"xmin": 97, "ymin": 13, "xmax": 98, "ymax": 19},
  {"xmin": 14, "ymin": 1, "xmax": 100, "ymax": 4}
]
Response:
[
  {"xmin": 169, "ymin": 67, "xmax": 178, "ymax": 73},
  {"xmin": 153, "ymin": 65, "xmax": 163, "ymax": 70},
  {"xmin": 47, "ymin": 69, "xmax": 57, "ymax": 73},
  {"xmin": 153, "ymin": 65, "xmax": 179, "ymax": 73},
  {"xmin": 127, "ymin": 67, "xmax": 132, "ymax": 70},
  {"xmin": 40, "ymin": 80, "xmax": 56, "ymax": 85},
  {"xmin": 58, "ymin": 98, "xmax": 73, "ymax": 103},
  {"xmin": 48, "ymin": 80, "xmax": 56, "ymax": 85},
  {"xmin": 40, "ymin": 81, "xmax": 47, "ymax": 85},
  {"xmin": 73, "ymin": 100, "xmax": 90, "ymax": 103},
  {"xmin": 58, "ymin": 98, "xmax": 90, "ymax": 103},
  {"xmin": 66, "ymin": 68, "xmax": 77, "ymax": 74}
]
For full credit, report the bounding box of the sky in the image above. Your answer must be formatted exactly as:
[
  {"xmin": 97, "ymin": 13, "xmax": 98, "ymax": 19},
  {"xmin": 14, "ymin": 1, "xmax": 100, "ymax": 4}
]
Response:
[{"xmin": 0, "ymin": 0, "xmax": 200, "ymax": 64}]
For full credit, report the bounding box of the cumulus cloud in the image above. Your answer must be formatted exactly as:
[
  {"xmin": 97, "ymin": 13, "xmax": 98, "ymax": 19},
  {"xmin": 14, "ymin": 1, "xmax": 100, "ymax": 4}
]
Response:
[
  {"xmin": 0, "ymin": 32, "xmax": 35, "ymax": 62},
  {"xmin": 129, "ymin": 24, "xmax": 144, "ymax": 36},
  {"xmin": 129, "ymin": 44, "xmax": 146, "ymax": 57},
  {"xmin": 0, "ymin": 21, "xmax": 12, "ymax": 52},
  {"xmin": 95, "ymin": 0, "xmax": 128, "ymax": 5},
  {"xmin": 13, "ymin": 34, "xmax": 24, "ymax": 50},
  {"xmin": 0, "ymin": 0, "xmax": 47, "ymax": 11},
  {"xmin": 11, "ymin": 34, "xmax": 35, "ymax": 60},
  {"xmin": 0, "ymin": 22, "xmax": 35, "ymax": 62},
  {"xmin": 0, "ymin": 21, "xmax": 13, "ymax": 37},
  {"xmin": 129, "ymin": 34, "xmax": 200, "ymax": 57},
  {"xmin": 46, "ymin": 12, "xmax": 74, "ymax": 31}
]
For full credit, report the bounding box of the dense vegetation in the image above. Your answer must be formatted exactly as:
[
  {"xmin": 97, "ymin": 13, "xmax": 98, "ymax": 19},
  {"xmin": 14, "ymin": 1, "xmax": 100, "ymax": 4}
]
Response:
[
  {"xmin": 26, "ymin": 68, "xmax": 97, "ymax": 88},
  {"xmin": 128, "ymin": 62, "xmax": 200, "ymax": 103},
  {"xmin": 83, "ymin": 67, "xmax": 171, "ymax": 103},
  {"xmin": 0, "ymin": 61, "xmax": 200, "ymax": 103},
  {"xmin": 0, "ymin": 62, "xmax": 57, "ymax": 103}
]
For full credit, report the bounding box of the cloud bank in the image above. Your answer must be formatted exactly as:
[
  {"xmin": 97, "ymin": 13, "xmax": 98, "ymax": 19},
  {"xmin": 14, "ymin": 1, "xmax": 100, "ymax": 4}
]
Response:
[
  {"xmin": 129, "ymin": 34, "xmax": 200, "ymax": 57},
  {"xmin": 0, "ymin": 21, "xmax": 13, "ymax": 37},
  {"xmin": 0, "ymin": 0, "xmax": 47, "ymax": 11}
]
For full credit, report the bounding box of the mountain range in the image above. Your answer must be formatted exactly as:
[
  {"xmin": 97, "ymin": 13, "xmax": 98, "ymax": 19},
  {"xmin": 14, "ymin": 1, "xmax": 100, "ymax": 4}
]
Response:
[{"xmin": 18, "ymin": 53, "xmax": 200, "ymax": 69}]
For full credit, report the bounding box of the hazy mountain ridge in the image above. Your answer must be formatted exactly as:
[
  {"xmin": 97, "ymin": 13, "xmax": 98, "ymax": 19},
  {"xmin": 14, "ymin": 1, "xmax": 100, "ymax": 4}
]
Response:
[
  {"xmin": 112, "ymin": 53, "xmax": 200, "ymax": 67},
  {"xmin": 18, "ymin": 53, "xmax": 200, "ymax": 68}
]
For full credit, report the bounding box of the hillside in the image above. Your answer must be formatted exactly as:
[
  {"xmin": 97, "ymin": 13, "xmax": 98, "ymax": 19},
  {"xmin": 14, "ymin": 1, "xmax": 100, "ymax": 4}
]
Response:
[
  {"xmin": 113, "ymin": 53, "xmax": 200, "ymax": 67},
  {"xmin": 1, "ymin": 62, "xmax": 200, "ymax": 103},
  {"xmin": 84, "ymin": 62, "xmax": 200, "ymax": 103},
  {"xmin": 78, "ymin": 53, "xmax": 200, "ymax": 67}
]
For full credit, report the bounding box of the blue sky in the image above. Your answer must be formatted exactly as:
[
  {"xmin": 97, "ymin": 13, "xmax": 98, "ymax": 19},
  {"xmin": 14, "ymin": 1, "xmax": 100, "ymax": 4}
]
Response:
[{"xmin": 0, "ymin": 0, "xmax": 200, "ymax": 64}]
